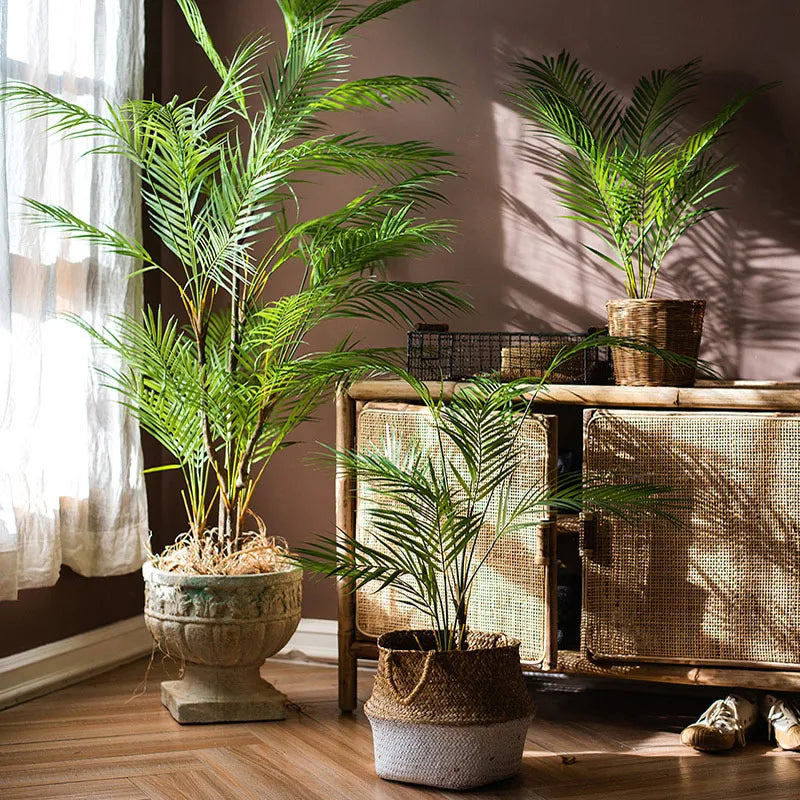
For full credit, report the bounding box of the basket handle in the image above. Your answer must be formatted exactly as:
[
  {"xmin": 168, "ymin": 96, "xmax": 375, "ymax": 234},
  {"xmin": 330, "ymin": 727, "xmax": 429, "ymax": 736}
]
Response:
[{"xmin": 384, "ymin": 649, "xmax": 434, "ymax": 706}]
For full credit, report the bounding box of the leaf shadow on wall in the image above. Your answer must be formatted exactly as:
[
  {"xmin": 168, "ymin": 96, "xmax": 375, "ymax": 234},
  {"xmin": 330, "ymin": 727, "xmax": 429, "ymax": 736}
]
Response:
[
  {"xmin": 669, "ymin": 217, "xmax": 800, "ymax": 379},
  {"xmin": 666, "ymin": 72, "xmax": 800, "ymax": 379},
  {"xmin": 498, "ymin": 187, "xmax": 610, "ymax": 331}
]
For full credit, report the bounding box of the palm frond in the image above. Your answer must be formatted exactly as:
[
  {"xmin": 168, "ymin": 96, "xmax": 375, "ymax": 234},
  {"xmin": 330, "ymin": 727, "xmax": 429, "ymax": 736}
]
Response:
[
  {"xmin": 317, "ymin": 75, "xmax": 455, "ymax": 110},
  {"xmin": 0, "ymin": 81, "xmax": 119, "ymax": 140},
  {"xmin": 275, "ymin": 134, "xmax": 453, "ymax": 180},
  {"xmin": 176, "ymin": 0, "xmax": 230, "ymax": 85},
  {"xmin": 260, "ymin": 17, "xmax": 349, "ymax": 142},
  {"xmin": 618, "ymin": 59, "xmax": 701, "ymax": 154},
  {"xmin": 21, "ymin": 199, "xmax": 156, "ymax": 267},
  {"xmin": 336, "ymin": 1, "xmax": 421, "ymax": 36},
  {"xmin": 304, "ymin": 207, "xmax": 455, "ymax": 284},
  {"xmin": 510, "ymin": 51, "xmax": 621, "ymax": 148}
]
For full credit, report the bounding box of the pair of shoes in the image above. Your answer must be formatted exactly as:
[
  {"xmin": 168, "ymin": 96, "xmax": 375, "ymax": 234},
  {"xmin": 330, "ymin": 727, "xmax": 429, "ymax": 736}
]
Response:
[{"xmin": 680, "ymin": 694, "xmax": 800, "ymax": 753}]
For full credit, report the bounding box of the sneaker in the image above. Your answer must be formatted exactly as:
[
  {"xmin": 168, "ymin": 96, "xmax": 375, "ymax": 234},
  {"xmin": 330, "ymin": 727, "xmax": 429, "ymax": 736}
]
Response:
[
  {"xmin": 762, "ymin": 695, "xmax": 800, "ymax": 751},
  {"xmin": 680, "ymin": 695, "xmax": 759, "ymax": 752}
]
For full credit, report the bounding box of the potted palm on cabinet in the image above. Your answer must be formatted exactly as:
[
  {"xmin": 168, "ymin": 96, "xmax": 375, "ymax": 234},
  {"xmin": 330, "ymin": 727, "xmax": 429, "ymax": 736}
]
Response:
[
  {"xmin": 507, "ymin": 53, "xmax": 769, "ymax": 386},
  {"xmin": 0, "ymin": 0, "xmax": 468, "ymax": 723}
]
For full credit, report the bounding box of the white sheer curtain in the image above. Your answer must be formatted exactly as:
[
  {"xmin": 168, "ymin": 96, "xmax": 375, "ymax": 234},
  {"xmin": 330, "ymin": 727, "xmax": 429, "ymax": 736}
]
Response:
[{"xmin": 0, "ymin": 0, "xmax": 148, "ymax": 600}]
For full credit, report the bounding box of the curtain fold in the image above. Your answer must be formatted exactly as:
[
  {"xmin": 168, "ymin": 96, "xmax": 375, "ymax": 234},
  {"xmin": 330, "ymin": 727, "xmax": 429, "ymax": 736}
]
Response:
[{"xmin": 0, "ymin": 0, "xmax": 148, "ymax": 600}]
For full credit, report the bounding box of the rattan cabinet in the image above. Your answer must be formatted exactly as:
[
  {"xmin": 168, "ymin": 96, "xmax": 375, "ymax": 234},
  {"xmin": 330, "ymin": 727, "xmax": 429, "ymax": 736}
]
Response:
[{"xmin": 336, "ymin": 380, "xmax": 800, "ymax": 712}]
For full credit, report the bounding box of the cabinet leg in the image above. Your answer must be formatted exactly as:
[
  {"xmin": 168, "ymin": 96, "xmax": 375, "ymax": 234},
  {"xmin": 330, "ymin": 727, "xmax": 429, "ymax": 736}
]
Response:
[{"xmin": 338, "ymin": 643, "xmax": 358, "ymax": 713}]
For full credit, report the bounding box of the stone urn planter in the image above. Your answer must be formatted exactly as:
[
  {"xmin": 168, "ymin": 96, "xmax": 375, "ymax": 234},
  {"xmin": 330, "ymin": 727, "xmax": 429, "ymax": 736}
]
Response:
[
  {"xmin": 142, "ymin": 561, "xmax": 302, "ymax": 724},
  {"xmin": 365, "ymin": 630, "xmax": 536, "ymax": 790}
]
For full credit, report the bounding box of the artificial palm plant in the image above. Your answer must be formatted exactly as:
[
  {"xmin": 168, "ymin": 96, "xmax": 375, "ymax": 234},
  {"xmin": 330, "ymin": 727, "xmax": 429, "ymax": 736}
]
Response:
[
  {"xmin": 506, "ymin": 54, "xmax": 769, "ymax": 386},
  {"xmin": 298, "ymin": 336, "xmax": 674, "ymax": 651},
  {"xmin": 506, "ymin": 52, "xmax": 764, "ymax": 299},
  {"xmin": 297, "ymin": 339, "xmax": 676, "ymax": 786},
  {"xmin": 1, "ymin": 0, "xmax": 469, "ymax": 562}
]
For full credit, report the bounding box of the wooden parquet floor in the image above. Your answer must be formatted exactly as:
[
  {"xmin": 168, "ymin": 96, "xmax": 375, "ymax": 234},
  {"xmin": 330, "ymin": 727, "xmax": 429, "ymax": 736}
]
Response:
[{"xmin": 1, "ymin": 657, "xmax": 799, "ymax": 799}]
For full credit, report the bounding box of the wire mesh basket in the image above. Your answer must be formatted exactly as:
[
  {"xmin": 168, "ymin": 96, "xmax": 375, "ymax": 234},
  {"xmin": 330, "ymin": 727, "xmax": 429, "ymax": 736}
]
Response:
[{"xmin": 406, "ymin": 328, "xmax": 610, "ymax": 384}]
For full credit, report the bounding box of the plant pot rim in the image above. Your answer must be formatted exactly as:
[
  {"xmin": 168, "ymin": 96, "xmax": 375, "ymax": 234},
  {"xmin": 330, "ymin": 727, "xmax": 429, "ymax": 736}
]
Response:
[
  {"xmin": 142, "ymin": 559, "xmax": 302, "ymax": 587},
  {"xmin": 376, "ymin": 629, "xmax": 521, "ymax": 655},
  {"xmin": 606, "ymin": 297, "xmax": 706, "ymax": 305}
]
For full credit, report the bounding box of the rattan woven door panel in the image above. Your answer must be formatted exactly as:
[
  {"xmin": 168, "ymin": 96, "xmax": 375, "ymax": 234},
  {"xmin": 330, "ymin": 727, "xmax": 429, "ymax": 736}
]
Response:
[
  {"xmin": 355, "ymin": 402, "xmax": 558, "ymax": 667},
  {"xmin": 583, "ymin": 409, "xmax": 800, "ymax": 668}
]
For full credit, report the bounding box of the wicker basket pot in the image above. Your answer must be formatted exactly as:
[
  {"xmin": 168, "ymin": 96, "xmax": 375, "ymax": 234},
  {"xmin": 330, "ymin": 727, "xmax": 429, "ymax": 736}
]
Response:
[
  {"xmin": 606, "ymin": 299, "xmax": 706, "ymax": 387},
  {"xmin": 365, "ymin": 630, "xmax": 536, "ymax": 790},
  {"xmin": 143, "ymin": 560, "xmax": 302, "ymax": 723}
]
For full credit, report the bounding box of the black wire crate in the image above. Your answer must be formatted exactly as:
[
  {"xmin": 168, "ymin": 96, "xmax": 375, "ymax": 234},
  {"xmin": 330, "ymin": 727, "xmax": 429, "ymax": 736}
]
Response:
[{"xmin": 406, "ymin": 328, "xmax": 611, "ymax": 384}]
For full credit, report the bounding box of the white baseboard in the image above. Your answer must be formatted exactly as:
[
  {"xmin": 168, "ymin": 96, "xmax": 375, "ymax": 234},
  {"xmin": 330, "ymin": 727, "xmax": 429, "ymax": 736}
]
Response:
[
  {"xmin": 0, "ymin": 615, "xmax": 339, "ymax": 710},
  {"xmin": 0, "ymin": 616, "xmax": 340, "ymax": 711},
  {"xmin": 277, "ymin": 617, "xmax": 338, "ymax": 663},
  {"xmin": 0, "ymin": 615, "xmax": 153, "ymax": 710}
]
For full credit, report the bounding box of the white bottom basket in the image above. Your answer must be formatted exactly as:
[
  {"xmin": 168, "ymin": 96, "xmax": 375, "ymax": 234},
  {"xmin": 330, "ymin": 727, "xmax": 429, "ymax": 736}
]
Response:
[{"xmin": 367, "ymin": 714, "xmax": 533, "ymax": 790}]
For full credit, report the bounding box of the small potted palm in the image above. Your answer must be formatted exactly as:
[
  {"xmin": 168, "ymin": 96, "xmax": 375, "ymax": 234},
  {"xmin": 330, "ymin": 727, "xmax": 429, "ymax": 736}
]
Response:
[
  {"xmin": 298, "ymin": 339, "xmax": 672, "ymax": 789},
  {"xmin": 0, "ymin": 0, "xmax": 468, "ymax": 723},
  {"xmin": 507, "ymin": 53, "xmax": 769, "ymax": 386}
]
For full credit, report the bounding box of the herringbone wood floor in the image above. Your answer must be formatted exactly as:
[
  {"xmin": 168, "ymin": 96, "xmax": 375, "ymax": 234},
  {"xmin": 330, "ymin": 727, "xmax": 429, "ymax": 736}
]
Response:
[{"xmin": 1, "ymin": 657, "xmax": 799, "ymax": 799}]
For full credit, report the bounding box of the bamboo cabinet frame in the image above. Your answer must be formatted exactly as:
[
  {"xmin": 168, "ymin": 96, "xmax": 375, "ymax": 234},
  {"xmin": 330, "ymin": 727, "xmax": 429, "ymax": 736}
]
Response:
[
  {"xmin": 335, "ymin": 391, "xmax": 358, "ymax": 712},
  {"xmin": 335, "ymin": 381, "xmax": 800, "ymax": 713}
]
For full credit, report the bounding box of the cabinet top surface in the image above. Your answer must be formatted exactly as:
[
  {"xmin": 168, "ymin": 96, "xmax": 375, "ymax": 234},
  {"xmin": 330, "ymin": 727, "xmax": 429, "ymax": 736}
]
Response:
[{"xmin": 347, "ymin": 379, "xmax": 800, "ymax": 410}]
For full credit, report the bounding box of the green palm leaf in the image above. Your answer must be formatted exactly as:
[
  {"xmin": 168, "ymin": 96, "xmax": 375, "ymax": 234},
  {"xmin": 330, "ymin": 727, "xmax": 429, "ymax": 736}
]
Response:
[
  {"xmin": 318, "ymin": 75, "xmax": 455, "ymax": 111},
  {"xmin": 618, "ymin": 60, "xmax": 700, "ymax": 154}
]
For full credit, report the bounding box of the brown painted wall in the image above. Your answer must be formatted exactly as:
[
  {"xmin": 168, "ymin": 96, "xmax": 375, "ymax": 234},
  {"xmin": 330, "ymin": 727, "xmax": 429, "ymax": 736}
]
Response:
[{"xmin": 157, "ymin": 0, "xmax": 800, "ymax": 620}]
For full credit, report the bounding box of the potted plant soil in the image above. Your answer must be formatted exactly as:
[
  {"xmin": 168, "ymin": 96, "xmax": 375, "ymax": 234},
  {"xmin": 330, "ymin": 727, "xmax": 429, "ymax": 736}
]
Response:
[
  {"xmin": 507, "ymin": 53, "xmax": 769, "ymax": 386},
  {"xmin": 299, "ymin": 345, "xmax": 672, "ymax": 789},
  {"xmin": 1, "ymin": 0, "xmax": 468, "ymax": 723}
]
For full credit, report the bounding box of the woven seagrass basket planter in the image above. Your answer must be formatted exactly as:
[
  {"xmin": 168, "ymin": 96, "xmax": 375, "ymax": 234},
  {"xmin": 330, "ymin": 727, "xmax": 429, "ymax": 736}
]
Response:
[
  {"xmin": 365, "ymin": 630, "xmax": 536, "ymax": 790},
  {"xmin": 142, "ymin": 560, "xmax": 302, "ymax": 724},
  {"xmin": 606, "ymin": 299, "xmax": 705, "ymax": 387}
]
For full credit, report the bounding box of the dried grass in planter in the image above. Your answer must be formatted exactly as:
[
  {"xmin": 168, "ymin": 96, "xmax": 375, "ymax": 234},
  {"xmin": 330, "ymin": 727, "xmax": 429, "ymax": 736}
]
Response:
[{"xmin": 151, "ymin": 529, "xmax": 294, "ymax": 576}]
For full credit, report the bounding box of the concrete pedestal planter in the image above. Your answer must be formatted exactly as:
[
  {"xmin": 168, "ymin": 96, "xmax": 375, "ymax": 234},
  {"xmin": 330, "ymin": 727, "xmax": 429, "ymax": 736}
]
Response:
[
  {"xmin": 142, "ymin": 561, "xmax": 302, "ymax": 724},
  {"xmin": 365, "ymin": 630, "xmax": 536, "ymax": 790}
]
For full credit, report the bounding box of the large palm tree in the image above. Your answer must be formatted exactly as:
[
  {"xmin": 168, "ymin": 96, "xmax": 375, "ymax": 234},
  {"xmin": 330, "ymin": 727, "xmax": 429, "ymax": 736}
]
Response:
[{"xmin": 0, "ymin": 0, "xmax": 469, "ymax": 554}]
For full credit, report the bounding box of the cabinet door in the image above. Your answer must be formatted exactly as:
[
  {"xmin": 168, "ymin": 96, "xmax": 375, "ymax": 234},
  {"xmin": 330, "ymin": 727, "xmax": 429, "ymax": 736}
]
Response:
[
  {"xmin": 583, "ymin": 408, "xmax": 800, "ymax": 669},
  {"xmin": 354, "ymin": 401, "xmax": 559, "ymax": 669}
]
